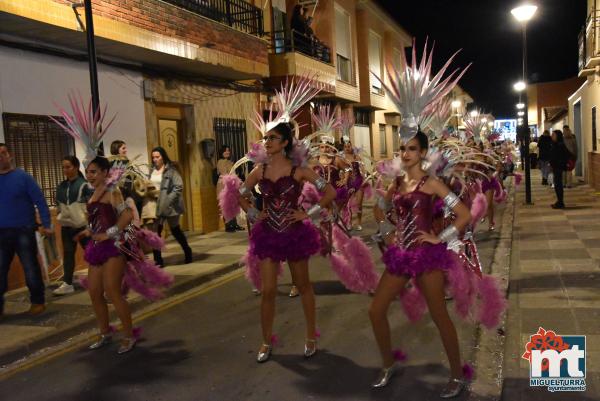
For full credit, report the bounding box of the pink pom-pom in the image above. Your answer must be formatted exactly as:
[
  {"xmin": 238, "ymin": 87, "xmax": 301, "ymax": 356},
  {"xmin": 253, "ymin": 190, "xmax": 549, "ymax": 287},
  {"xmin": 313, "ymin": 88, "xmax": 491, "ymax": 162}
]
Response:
[
  {"xmin": 108, "ymin": 324, "xmax": 117, "ymax": 334},
  {"xmin": 470, "ymin": 193, "xmax": 488, "ymax": 227},
  {"xmin": 462, "ymin": 363, "xmax": 474, "ymax": 381},
  {"xmin": 494, "ymin": 189, "xmax": 507, "ymax": 203},
  {"xmin": 392, "ymin": 348, "xmax": 408, "ymax": 362},
  {"xmin": 514, "ymin": 173, "xmax": 523, "ymax": 186},
  {"xmin": 246, "ymin": 142, "xmax": 268, "ymax": 164},
  {"xmin": 218, "ymin": 174, "xmax": 242, "ymax": 221},
  {"xmin": 315, "ymin": 329, "xmax": 321, "ymax": 338},
  {"xmin": 136, "ymin": 228, "xmax": 165, "ymax": 251},
  {"xmin": 132, "ymin": 326, "xmax": 143, "ymax": 339},
  {"xmin": 270, "ymin": 334, "xmax": 279, "ymax": 346},
  {"xmin": 78, "ymin": 276, "xmax": 89, "ymax": 289}
]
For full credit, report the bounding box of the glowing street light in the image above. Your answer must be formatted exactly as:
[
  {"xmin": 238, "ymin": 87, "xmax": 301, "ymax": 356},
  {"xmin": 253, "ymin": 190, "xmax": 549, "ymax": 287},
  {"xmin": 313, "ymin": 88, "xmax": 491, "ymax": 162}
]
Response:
[
  {"xmin": 518, "ymin": 111, "xmax": 525, "ymax": 116},
  {"xmin": 470, "ymin": 110, "xmax": 479, "ymax": 117},
  {"xmin": 513, "ymin": 81, "xmax": 527, "ymax": 91},
  {"xmin": 451, "ymin": 100, "xmax": 462, "ymax": 108},
  {"xmin": 511, "ymin": 4, "xmax": 538, "ymax": 22},
  {"xmin": 516, "ymin": 103, "xmax": 525, "ymax": 109}
]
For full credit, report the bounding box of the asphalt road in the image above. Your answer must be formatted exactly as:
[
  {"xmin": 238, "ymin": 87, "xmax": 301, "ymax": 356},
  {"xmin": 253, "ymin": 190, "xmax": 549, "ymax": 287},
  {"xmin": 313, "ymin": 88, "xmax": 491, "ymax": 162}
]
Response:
[{"xmin": 0, "ymin": 215, "xmax": 504, "ymax": 401}]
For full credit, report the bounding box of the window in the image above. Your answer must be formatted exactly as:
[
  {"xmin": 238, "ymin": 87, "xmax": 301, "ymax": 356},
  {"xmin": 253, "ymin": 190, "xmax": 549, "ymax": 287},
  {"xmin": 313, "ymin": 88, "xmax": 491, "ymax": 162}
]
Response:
[
  {"xmin": 354, "ymin": 108, "xmax": 371, "ymax": 126},
  {"xmin": 214, "ymin": 118, "xmax": 248, "ymax": 175},
  {"xmin": 335, "ymin": 6, "xmax": 352, "ymax": 83},
  {"xmin": 369, "ymin": 31, "xmax": 383, "ymax": 94},
  {"xmin": 2, "ymin": 113, "xmax": 75, "ymax": 206},
  {"xmin": 593, "ymin": 106, "xmax": 597, "ymax": 152},
  {"xmin": 392, "ymin": 48, "xmax": 403, "ymax": 72},
  {"xmin": 392, "ymin": 125, "xmax": 399, "ymax": 152},
  {"xmin": 379, "ymin": 124, "xmax": 387, "ymax": 155}
]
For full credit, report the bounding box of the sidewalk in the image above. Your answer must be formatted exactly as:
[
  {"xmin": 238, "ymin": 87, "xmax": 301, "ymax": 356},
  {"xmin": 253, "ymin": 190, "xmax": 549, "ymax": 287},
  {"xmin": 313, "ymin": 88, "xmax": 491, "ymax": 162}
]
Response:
[
  {"xmin": 502, "ymin": 170, "xmax": 600, "ymax": 400},
  {"xmin": 0, "ymin": 229, "xmax": 249, "ymax": 367}
]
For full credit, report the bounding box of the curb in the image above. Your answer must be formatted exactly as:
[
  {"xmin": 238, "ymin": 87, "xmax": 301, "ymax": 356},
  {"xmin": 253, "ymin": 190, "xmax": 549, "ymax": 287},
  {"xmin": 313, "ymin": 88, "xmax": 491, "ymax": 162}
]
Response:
[
  {"xmin": 466, "ymin": 181, "xmax": 516, "ymax": 401},
  {"xmin": 0, "ymin": 260, "xmax": 242, "ymax": 369}
]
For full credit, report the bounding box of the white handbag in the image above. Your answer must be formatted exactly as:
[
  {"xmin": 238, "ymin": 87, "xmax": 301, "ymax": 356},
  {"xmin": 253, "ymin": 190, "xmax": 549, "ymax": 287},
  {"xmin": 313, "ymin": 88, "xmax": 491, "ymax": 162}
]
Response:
[{"xmin": 57, "ymin": 184, "xmax": 88, "ymax": 228}]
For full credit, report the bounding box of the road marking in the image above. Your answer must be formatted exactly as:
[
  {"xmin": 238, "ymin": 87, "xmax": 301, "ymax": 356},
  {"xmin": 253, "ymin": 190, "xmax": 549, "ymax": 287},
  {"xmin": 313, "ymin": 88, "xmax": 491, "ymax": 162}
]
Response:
[{"xmin": 0, "ymin": 269, "xmax": 244, "ymax": 380}]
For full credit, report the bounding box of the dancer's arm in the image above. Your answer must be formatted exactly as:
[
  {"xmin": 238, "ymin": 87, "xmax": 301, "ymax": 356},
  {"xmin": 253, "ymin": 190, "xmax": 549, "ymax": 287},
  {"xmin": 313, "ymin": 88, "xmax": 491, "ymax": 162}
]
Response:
[
  {"xmin": 238, "ymin": 165, "xmax": 264, "ymax": 222},
  {"xmin": 285, "ymin": 167, "xmax": 336, "ymax": 223}
]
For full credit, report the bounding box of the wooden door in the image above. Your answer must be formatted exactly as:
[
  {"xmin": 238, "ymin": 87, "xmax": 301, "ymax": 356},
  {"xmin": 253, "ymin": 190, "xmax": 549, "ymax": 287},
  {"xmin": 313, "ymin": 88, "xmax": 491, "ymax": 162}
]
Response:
[{"xmin": 158, "ymin": 118, "xmax": 191, "ymax": 231}]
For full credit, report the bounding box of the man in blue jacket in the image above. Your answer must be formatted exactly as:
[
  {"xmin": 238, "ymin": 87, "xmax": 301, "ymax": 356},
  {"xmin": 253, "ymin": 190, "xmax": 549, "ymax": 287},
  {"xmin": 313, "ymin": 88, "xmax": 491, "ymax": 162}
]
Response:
[{"xmin": 0, "ymin": 143, "xmax": 52, "ymax": 317}]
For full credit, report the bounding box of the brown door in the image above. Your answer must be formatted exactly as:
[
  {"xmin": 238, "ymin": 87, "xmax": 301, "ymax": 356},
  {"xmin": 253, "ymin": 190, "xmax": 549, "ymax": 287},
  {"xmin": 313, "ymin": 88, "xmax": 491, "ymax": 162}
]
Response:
[{"xmin": 157, "ymin": 117, "xmax": 191, "ymax": 231}]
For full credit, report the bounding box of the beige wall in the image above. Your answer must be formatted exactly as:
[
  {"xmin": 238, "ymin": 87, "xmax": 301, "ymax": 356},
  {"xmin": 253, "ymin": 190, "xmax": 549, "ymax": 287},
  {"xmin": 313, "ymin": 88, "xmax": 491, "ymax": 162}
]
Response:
[{"xmin": 145, "ymin": 79, "xmax": 260, "ymax": 233}]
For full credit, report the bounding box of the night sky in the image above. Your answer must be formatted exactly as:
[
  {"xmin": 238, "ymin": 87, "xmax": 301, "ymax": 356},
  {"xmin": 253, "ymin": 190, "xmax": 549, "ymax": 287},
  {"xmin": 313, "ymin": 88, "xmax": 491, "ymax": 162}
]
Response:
[{"xmin": 376, "ymin": 0, "xmax": 586, "ymax": 118}]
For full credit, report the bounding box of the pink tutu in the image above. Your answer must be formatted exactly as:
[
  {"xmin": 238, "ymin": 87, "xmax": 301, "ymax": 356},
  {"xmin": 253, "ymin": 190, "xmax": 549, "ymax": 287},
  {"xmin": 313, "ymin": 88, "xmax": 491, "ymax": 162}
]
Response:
[
  {"xmin": 84, "ymin": 240, "xmax": 121, "ymax": 266},
  {"xmin": 382, "ymin": 243, "xmax": 459, "ymax": 277},
  {"xmin": 250, "ymin": 219, "xmax": 321, "ymax": 262}
]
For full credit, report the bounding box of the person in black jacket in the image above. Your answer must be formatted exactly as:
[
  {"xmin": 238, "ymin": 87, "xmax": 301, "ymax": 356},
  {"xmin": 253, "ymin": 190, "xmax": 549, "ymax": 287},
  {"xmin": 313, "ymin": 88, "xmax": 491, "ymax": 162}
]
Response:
[
  {"xmin": 537, "ymin": 130, "xmax": 552, "ymax": 185},
  {"xmin": 549, "ymin": 130, "xmax": 569, "ymax": 209}
]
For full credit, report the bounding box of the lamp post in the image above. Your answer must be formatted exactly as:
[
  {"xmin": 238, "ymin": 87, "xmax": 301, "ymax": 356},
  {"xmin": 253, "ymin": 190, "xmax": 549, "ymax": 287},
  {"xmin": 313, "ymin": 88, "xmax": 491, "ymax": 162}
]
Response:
[
  {"xmin": 511, "ymin": 3, "xmax": 537, "ymax": 204},
  {"xmin": 451, "ymin": 99, "xmax": 461, "ymax": 133}
]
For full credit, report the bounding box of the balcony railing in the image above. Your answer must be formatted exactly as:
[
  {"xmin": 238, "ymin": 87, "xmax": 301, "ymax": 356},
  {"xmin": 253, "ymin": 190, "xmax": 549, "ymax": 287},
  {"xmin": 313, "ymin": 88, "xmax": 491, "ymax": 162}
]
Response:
[
  {"xmin": 270, "ymin": 29, "xmax": 332, "ymax": 64},
  {"xmin": 579, "ymin": 9, "xmax": 600, "ymax": 71},
  {"xmin": 164, "ymin": 0, "xmax": 264, "ymax": 37}
]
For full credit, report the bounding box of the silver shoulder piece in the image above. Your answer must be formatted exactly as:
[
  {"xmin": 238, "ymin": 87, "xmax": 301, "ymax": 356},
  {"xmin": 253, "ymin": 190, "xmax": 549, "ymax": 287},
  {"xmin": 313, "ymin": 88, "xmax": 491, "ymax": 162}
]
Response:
[
  {"xmin": 314, "ymin": 177, "xmax": 327, "ymax": 192},
  {"xmin": 239, "ymin": 186, "xmax": 252, "ymax": 197},
  {"xmin": 115, "ymin": 202, "xmax": 131, "ymax": 216}
]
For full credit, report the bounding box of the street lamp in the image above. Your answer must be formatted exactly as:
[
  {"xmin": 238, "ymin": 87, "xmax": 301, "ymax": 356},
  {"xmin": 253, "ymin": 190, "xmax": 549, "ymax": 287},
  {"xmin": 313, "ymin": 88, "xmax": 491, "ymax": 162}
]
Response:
[
  {"xmin": 518, "ymin": 111, "xmax": 525, "ymax": 116},
  {"xmin": 512, "ymin": 3, "xmax": 537, "ymax": 204},
  {"xmin": 516, "ymin": 103, "xmax": 525, "ymax": 109},
  {"xmin": 513, "ymin": 81, "xmax": 527, "ymax": 91}
]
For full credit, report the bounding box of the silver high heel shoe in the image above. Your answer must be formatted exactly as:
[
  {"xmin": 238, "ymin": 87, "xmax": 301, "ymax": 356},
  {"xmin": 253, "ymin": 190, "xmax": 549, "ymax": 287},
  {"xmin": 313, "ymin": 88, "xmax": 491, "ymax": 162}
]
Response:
[
  {"xmin": 371, "ymin": 363, "xmax": 399, "ymax": 388},
  {"xmin": 88, "ymin": 334, "xmax": 112, "ymax": 350},
  {"xmin": 439, "ymin": 378, "xmax": 467, "ymax": 398},
  {"xmin": 304, "ymin": 338, "xmax": 317, "ymax": 358},
  {"xmin": 256, "ymin": 344, "xmax": 272, "ymax": 363},
  {"xmin": 117, "ymin": 337, "xmax": 137, "ymax": 354}
]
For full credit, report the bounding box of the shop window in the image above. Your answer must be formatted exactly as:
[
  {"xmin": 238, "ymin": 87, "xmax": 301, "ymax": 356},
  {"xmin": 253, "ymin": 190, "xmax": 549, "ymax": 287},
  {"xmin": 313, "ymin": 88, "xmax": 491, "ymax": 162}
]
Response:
[{"xmin": 2, "ymin": 113, "xmax": 75, "ymax": 206}]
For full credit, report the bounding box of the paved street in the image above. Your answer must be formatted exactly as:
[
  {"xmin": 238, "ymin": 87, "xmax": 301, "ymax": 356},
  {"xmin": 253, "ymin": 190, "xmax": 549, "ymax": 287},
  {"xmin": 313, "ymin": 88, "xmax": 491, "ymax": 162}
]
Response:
[{"xmin": 0, "ymin": 203, "xmax": 507, "ymax": 401}]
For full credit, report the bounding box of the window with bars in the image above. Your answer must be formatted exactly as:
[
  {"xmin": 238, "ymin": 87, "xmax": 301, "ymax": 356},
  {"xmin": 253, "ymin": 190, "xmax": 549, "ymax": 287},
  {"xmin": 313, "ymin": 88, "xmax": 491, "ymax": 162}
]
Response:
[
  {"xmin": 213, "ymin": 117, "xmax": 248, "ymax": 176},
  {"xmin": 354, "ymin": 108, "xmax": 371, "ymax": 126},
  {"xmin": 3, "ymin": 113, "xmax": 75, "ymax": 206}
]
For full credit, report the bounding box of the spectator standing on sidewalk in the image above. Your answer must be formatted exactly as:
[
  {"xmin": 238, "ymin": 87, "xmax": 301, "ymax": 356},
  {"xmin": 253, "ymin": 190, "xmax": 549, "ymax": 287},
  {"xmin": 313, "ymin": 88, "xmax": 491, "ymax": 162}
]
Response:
[
  {"xmin": 528, "ymin": 139, "xmax": 538, "ymax": 169},
  {"xmin": 216, "ymin": 145, "xmax": 245, "ymax": 233},
  {"xmin": 149, "ymin": 147, "xmax": 192, "ymax": 266},
  {"xmin": 537, "ymin": 130, "xmax": 552, "ymax": 185},
  {"xmin": 563, "ymin": 125, "xmax": 578, "ymax": 188},
  {"xmin": 54, "ymin": 156, "xmax": 92, "ymax": 295},
  {"xmin": 550, "ymin": 130, "xmax": 569, "ymax": 209},
  {"xmin": 0, "ymin": 143, "xmax": 51, "ymax": 316}
]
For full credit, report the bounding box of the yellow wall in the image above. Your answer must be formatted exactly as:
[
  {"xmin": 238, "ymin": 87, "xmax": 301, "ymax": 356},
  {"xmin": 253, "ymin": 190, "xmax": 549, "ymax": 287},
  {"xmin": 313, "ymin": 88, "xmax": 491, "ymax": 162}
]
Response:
[{"xmin": 145, "ymin": 79, "xmax": 261, "ymax": 233}]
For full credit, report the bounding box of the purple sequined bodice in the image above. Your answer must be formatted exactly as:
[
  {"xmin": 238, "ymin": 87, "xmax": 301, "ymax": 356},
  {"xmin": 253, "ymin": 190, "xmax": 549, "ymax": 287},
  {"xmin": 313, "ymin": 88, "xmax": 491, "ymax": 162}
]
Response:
[
  {"xmin": 314, "ymin": 163, "xmax": 340, "ymax": 185},
  {"xmin": 87, "ymin": 202, "xmax": 117, "ymax": 233},
  {"xmin": 258, "ymin": 166, "xmax": 302, "ymax": 233},
  {"xmin": 393, "ymin": 176, "xmax": 434, "ymax": 250}
]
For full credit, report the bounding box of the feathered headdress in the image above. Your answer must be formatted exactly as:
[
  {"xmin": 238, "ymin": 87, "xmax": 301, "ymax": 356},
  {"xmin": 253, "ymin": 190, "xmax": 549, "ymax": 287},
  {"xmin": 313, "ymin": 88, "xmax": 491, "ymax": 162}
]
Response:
[
  {"xmin": 422, "ymin": 97, "xmax": 452, "ymax": 139},
  {"xmin": 311, "ymin": 104, "xmax": 341, "ymax": 135},
  {"xmin": 251, "ymin": 75, "xmax": 321, "ymax": 137},
  {"xmin": 50, "ymin": 91, "xmax": 116, "ymax": 167},
  {"xmin": 378, "ymin": 39, "xmax": 471, "ymax": 142},
  {"xmin": 339, "ymin": 109, "xmax": 354, "ymax": 143},
  {"xmin": 463, "ymin": 111, "xmax": 486, "ymax": 144}
]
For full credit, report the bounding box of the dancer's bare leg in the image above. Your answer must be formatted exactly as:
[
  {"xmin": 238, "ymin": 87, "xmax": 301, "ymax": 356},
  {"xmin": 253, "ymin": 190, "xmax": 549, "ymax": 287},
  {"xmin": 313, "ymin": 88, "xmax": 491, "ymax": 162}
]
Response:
[
  {"xmin": 369, "ymin": 271, "xmax": 410, "ymax": 367},
  {"xmin": 289, "ymin": 259, "xmax": 316, "ymax": 351},
  {"xmin": 259, "ymin": 258, "xmax": 279, "ymax": 352},
  {"xmin": 103, "ymin": 255, "xmax": 133, "ymax": 337},
  {"xmin": 416, "ymin": 270, "xmax": 462, "ymax": 379},
  {"xmin": 87, "ymin": 265, "xmax": 110, "ymax": 334}
]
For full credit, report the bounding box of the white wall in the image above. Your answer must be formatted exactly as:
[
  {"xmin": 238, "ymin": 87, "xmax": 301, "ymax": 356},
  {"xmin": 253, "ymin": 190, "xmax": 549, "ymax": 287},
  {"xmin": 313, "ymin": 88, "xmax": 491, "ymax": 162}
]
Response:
[{"xmin": 0, "ymin": 46, "xmax": 148, "ymax": 165}]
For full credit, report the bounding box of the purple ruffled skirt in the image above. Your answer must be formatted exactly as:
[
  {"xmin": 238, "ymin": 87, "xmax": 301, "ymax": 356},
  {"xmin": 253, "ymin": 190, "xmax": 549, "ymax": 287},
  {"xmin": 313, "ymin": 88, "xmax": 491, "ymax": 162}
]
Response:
[
  {"xmin": 84, "ymin": 240, "xmax": 121, "ymax": 266},
  {"xmin": 249, "ymin": 220, "xmax": 321, "ymax": 262},
  {"xmin": 382, "ymin": 243, "xmax": 459, "ymax": 277}
]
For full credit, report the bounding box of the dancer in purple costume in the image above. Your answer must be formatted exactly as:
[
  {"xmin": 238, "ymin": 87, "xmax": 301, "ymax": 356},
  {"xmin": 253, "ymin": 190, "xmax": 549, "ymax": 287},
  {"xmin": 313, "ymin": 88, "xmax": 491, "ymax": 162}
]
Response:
[
  {"xmin": 479, "ymin": 159, "xmax": 503, "ymax": 231},
  {"xmin": 313, "ymin": 140, "xmax": 349, "ymax": 206},
  {"xmin": 238, "ymin": 123, "xmax": 336, "ymax": 363},
  {"xmin": 342, "ymin": 141, "xmax": 365, "ymax": 230},
  {"xmin": 76, "ymin": 157, "xmax": 137, "ymax": 354},
  {"xmin": 370, "ymin": 132, "xmax": 472, "ymax": 396}
]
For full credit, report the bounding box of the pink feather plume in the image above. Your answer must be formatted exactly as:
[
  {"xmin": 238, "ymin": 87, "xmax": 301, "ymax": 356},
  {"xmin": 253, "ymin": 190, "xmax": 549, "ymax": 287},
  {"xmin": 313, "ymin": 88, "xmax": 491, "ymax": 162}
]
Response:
[
  {"xmin": 470, "ymin": 193, "xmax": 488, "ymax": 228},
  {"xmin": 476, "ymin": 275, "xmax": 507, "ymax": 329},
  {"xmin": 218, "ymin": 174, "xmax": 242, "ymax": 221}
]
